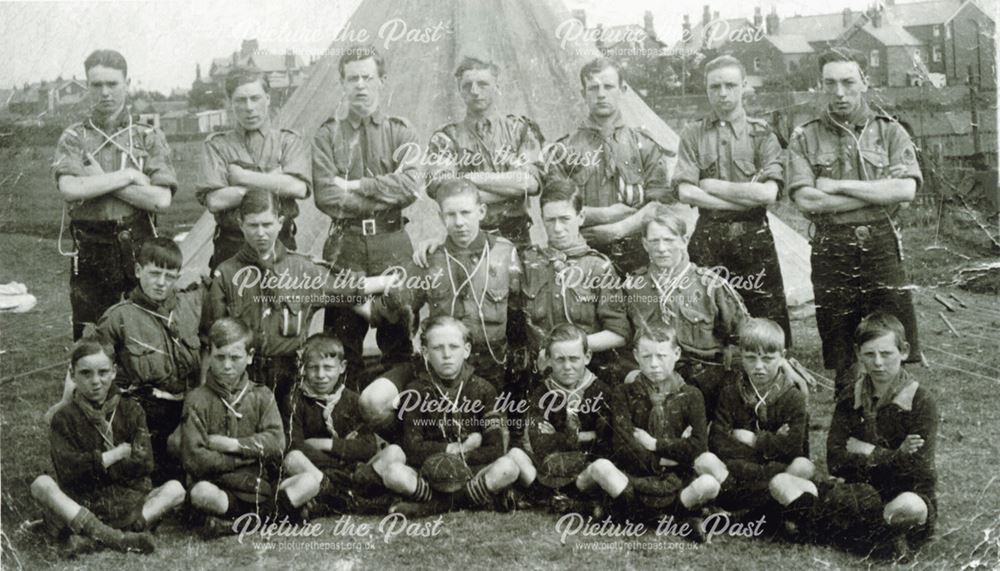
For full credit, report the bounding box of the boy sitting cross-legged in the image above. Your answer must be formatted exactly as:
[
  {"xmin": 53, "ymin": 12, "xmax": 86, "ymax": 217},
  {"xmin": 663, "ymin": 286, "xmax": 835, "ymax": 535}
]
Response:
[
  {"xmin": 277, "ymin": 333, "xmax": 407, "ymax": 517},
  {"xmin": 181, "ymin": 318, "xmax": 285, "ymax": 538},
  {"xmin": 31, "ymin": 336, "xmax": 185, "ymax": 557},
  {"xmin": 382, "ymin": 316, "xmax": 536, "ymax": 518},
  {"xmin": 605, "ymin": 323, "xmax": 729, "ymax": 539},
  {"xmin": 709, "ymin": 318, "xmax": 817, "ymax": 528}
]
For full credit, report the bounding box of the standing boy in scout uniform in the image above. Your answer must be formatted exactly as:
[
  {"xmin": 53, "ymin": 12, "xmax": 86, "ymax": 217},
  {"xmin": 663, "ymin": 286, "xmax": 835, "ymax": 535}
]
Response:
[
  {"xmin": 313, "ymin": 44, "xmax": 422, "ymax": 378},
  {"xmin": 197, "ymin": 66, "xmax": 311, "ymax": 271},
  {"xmin": 787, "ymin": 49, "xmax": 922, "ymax": 390},
  {"xmin": 623, "ymin": 207, "xmax": 749, "ymax": 417},
  {"xmin": 423, "ymin": 56, "xmax": 543, "ymax": 249},
  {"xmin": 545, "ymin": 57, "xmax": 672, "ymax": 275},
  {"xmin": 675, "ymin": 55, "xmax": 791, "ymax": 345},
  {"xmin": 97, "ymin": 238, "xmax": 202, "ymax": 485},
  {"xmin": 520, "ymin": 180, "xmax": 630, "ymax": 379},
  {"xmin": 53, "ymin": 49, "xmax": 177, "ymax": 340}
]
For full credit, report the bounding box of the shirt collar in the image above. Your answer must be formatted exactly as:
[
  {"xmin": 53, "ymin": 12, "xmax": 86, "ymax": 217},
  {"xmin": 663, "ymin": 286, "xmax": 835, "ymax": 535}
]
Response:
[
  {"xmin": 825, "ymin": 101, "xmax": 875, "ymax": 130},
  {"xmin": 445, "ymin": 229, "xmax": 487, "ymax": 254},
  {"xmin": 711, "ymin": 108, "xmax": 748, "ymax": 138},
  {"xmin": 238, "ymin": 117, "xmax": 272, "ymax": 139},
  {"xmin": 89, "ymin": 104, "xmax": 132, "ymax": 130},
  {"xmin": 347, "ymin": 108, "xmax": 384, "ymax": 130},
  {"xmin": 853, "ymin": 368, "xmax": 918, "ymax": 412},
  {"xmin": 463, "ymin": 111, "xmax": 501, "ymax": 133},
  {"xmin": 582, "ymin": 111, "xmax": 626, "ymax": 135}
]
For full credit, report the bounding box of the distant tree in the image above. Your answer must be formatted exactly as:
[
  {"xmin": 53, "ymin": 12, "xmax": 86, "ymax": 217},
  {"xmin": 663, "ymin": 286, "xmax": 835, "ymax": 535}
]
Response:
[
  {"xmin": 663, "ymin": 48, "xmax": 719, "ymax": 95},
  {"xmin": 131, "ymin": 89, "xmax": 168, "ymax": 101},
  {"xmin": 188, "ymin": 80, "xmax": 225, "ymax": 110}
]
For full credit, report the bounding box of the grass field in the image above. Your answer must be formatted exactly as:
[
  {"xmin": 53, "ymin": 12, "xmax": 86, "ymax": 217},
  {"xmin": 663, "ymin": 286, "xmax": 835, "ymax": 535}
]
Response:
[{"xmin": 1, "ymin": 143, "xmax": 998, "ymax": 570}]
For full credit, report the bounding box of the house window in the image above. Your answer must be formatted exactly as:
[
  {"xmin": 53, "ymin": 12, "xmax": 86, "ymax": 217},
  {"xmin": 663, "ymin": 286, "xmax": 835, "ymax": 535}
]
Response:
[
  {"xmin": 933, "ymin": 25, "xmax": 941, "ymax": 37},
  {"xmin": 870, "ymin": 50, "xmax": 880, "ymax": 67},
  {"xmin": 945, "ymin": 24, "xmax": 951, "ymax": 39},
  {"xmin": 932, "ymin": 45, "xmax": 942, "ymax": 62},
  {"xmin": 753, "ymin": 57, "xmax": 761, "ymax": 72}
]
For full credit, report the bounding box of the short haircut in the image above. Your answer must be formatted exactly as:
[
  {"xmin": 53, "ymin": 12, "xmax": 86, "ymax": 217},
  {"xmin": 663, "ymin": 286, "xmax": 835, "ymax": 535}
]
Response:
[
  {"xmin": 818, "ymin": 48, "xmax": 867, "ymax": 75},
  {"xmin": 854, "ymin": 312, "xmax": 907, "ymax": 351},
  {"xmin": 225, "ymin": 66, "xmax": 270, "ymax": 98},
  {"xmin": 739, "ymin": 318, "xmax": 786, "ymax": 354},
  {"xmin": 420, "ymin": 315, "xmax": 471, "ymax": 347},
  {"xmin": 434, "ymin": 177, "xmax": 481, "ymax": 206},
  {"xmin": 302, "ymin": 333, "xmax": 345, "ymax": 363},
  {"xmin": 70, "ymin": 335, "xmax": 114, "ymax": 370},
  {"xmin": 579, "ymin": 57, "xmax": 625, "ymax": 89},
  {"xmin": 454, "ymin": 56, "xmax": 499, "ymax": 82},
  {"xmin": 84, "ymin": 49, "xmax": 128, "ymax": 78},
  {"xmin": 540, "ymin": 179, "xmax": 583, "ymax": 213},
  {"xmin": 547, "ymin": 323, "xmax": 590, "ymax": 354},
  {"xmin": 338, "ymin": 44, "xmax": 385, "ymax": 79},
  {"xmin": 644, "ymin": 205, "xmax": 687, "ymax": 239},
  {"xmin": 208, "ymin": 317, "xmax": 253, "ymax": 350},
  {"xmin": 704, "ymin": 55, "xmax": 745, "ymax": 81},
  {"xmin": 239, "ymin": 188, "xmax": 281, "ymax": 219},
  {"xmin": 633, "ymin": 322, "xmax": 677, "ymax": 348},
  {"xmin": 136, "ymin": 237, "xmax": 182, "ymax": 270}
]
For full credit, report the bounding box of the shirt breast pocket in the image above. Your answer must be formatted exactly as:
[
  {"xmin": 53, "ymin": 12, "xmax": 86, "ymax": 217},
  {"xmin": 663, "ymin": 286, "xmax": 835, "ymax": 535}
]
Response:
[
  {"xmin": 808, "ymin": 152, "xmax": 838, "ymax": 178},
  {"xmin": 521, "ymin": 278, "xmax": 548, "ymax": 323},
  {"xmin": 568, "ymin": 286, "xmax": 599, "ymax": 325},
  {"xmin": 124, "ymin": 338, "xmax": 170, "ymax": 384},
  {"xmin": 483, "ymin": 268, "xmax": 510, "ymax": 324},
  {"xmin": 860, "ymin": 148, "xmax": 890, "ymax": 180},
  {"xmin": 734, "ymin": 158, "xmax": 758, "ymax": 181},
  {"xmin": 677, "ymin": 304, "xmax": 716, "ymax": 352},
  {"xmin": 697, "ymin": 151, "xmax": 719, "ymax": 180}
]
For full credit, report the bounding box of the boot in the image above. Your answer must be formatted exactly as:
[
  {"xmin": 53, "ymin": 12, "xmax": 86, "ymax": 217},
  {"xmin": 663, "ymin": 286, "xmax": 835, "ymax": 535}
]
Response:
[{"xmin": 69, "ymin": 508, "xmax": 154, "ymax": 554}]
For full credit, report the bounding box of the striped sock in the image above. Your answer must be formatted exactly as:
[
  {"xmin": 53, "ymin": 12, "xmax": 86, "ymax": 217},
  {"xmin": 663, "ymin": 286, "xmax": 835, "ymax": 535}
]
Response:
[
  {"xmin": 464, "ymin": 473, "xmax": 493, "ymax": 507},
  {"xmin": 409, "ymin": 477, "xmax": 433, "ymax": 503}
]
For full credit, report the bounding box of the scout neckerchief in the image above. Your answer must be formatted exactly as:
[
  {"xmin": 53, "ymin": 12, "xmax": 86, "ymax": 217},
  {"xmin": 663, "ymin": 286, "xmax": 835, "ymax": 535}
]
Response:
[
  {"xmin": 638, "ymin": 371, "xmax": 685, "ymax": 440},
  {"xmin": 650, "ymin": 262, "xmax": 692, "ymax": 325},
  {"xmin": 543, "ymin": 368, "xmax": 597, "ymax": 429},
  {"xmin": 737, "ymin": 368, "xmax": 793, "ymax": 429},
  {"xmin": 424, "ymin": 362, "xmax": 474, "ymax": 443},
  {"xmin": 88, "ymin": 106, "xmax": 143, "ymax": 171},
  {"xmin": 73, "ymin": 386, "xmax": 121, "ymax": 451},
  {"xmin": 301, "ymin": 381, "xmax": 346, "ymax": 438},
  {"xmin": 443, "ymin": 232, "xmax": 504, "ymax": 365},
  {"xmin": 130, "ymin": 286, "xmax": 179, "ymax": 337},
  {"xmin": 854, "ymin": 367, "xmax": 916, "ymax": 423},
  {"xmin": 206, "ymin": 370, "xmax": 251, "ymax": 421},
  {"xmin": 545, "ymin": 238, "xmax": 591, "ymax": 324},
  {"xmin": 582, "ymin": 112, "xmax": 626, "ymax": 183}
]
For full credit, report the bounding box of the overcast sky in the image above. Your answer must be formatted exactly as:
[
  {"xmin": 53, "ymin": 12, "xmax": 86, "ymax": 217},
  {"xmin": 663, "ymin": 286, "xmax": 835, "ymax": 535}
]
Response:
[{"xmin": 0, "ymin": 0, "xmax": 891, "ymax": 93}]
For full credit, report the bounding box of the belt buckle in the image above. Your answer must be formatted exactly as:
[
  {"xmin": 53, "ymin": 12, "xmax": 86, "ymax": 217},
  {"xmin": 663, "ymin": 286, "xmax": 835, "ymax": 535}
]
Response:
[
  {"xmin": 728, "ymin": 222, "xmax": 746, "ymax": 239},
  {"xmin": 854, "ymin": 225, "xmax": 871, "ymax": 240},
  {"xmin": 362, "ymin": 218, "xmax": 377, "ymax": 236}
]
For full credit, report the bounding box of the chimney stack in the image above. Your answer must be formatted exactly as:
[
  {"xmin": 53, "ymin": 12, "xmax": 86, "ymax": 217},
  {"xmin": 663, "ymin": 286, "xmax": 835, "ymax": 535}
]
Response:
[
  {"xmin": 842, "ymin": 8, "xmax": 852, "ymax": 27},
  {"xmin": 571, "ymin": 8, "xmax": 587, "ymax": 29},
  {"xmin": 644, "ymin": 10, "xmax": 656, "ymax": 40},
  {"xmin": 754, "ymin": 6, "xmax": 763, "ymax": 28},
  {"xmin": 766, "ymin": 6, "xmax": 779, "ymax": 35},
  {"xmin": 703, "ymin": 5, "xmax": 711, "ymax": 26},
  {"xmin": 683, "ymin": 14, "xmax": 692, "ymax": 36}
]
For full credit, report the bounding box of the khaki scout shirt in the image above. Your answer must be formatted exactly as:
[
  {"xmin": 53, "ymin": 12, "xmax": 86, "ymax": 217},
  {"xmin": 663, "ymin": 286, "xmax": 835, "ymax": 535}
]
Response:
[
  {"xmin": 786, "ymin": 105, "xmax": 922, "ymax": 225},
  {"xmin": 97, "ymin": 286, "xmax": 203, "ymax": 396},
  {"xmin": 427, "ymin": 113, "xmax": 543, "ymax": 227},
  {"xmin": 195, "ymin": 122, "xmax": 312, "ymax": 234},
  {"xmin": 396, "ymin": 231, "xmax": 522, "ymax": 361},
  {"xmin": 674, "ymin": 110, "xmax": 784, "ymax": 207},
  {"xmin": 312, "ymin": 109, "xmax": 421, "ymax": 220},
  {"xmin": 544, "ymin": 112, "xmax": 671, "ymax": 208},
  {"xmin": 624, "ymin": 263, "xmax": 748, "ymax": 361},
  {"xmin": 52, "ymin": 106, "xmax": 177, "ymax": 221},
  {"xmin": 520, "ymin": 242, "xmax": 630, "ymax": 350}
]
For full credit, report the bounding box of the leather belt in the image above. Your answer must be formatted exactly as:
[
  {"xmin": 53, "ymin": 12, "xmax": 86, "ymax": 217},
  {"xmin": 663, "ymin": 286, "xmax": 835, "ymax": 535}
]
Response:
[{"xmin": 334, "ymin": 214, "xmax": 403, "ymax": 236}]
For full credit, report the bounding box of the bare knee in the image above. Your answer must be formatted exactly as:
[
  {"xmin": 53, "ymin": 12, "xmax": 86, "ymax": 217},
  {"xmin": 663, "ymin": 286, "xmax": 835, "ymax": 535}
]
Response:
[
  {"xmin": 360, "ymin": 379, "xmax": 398, "ymax": 425},
  {"xmin": 30, "ymin": 475, "xmax": 58, "ymax": 500},
  {"xmin": 379, "ymin": 444, "xmax": 406, "ymax": 465},
  {"xmin": 189, "ymin": 481, "xmax": 219, "ymax": 509},
  {"xmin": 161, "ymin": 480, "xmax": 187, "ymax": 504},
  {"xmin": 885, "ymin": 492, "xmax": 928, "ymax": 526},
  {"xmin": 488, "ymin": 457, "xmax": 519, "ymax": 487},
  {"xmin": 786, "ymin": 457, "xmax": 815, "ymax": 480},
  {"xmin": 694, "ymin": 452, "xmax": 728, "ymax": 479},
  {"xmin": 382, "ymin": 462, "xmax": 413, "ymax": 490},
  {"xmin": 588, "ymin": 458, "xmax": 615, "ymax": 478}
]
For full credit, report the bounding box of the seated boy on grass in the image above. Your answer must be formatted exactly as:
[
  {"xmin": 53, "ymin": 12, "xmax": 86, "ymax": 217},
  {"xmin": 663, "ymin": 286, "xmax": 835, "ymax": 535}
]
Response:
[
  {"xmin": 31, "ymin": 336, "xmax": 185, "ymax": 557},
  {"xmin": 709, "ymin": 317, "xmax": 816, "ymax": 528},
  {"xmin": 523, "ymin": 323, "xmax": 615, "ymax": 512},
  {"xmin": 604, "ymin": 323, "xmax": 729, "ymax": 539},
  {"xmin": 180, "ymin": 317, "xmax": 285, "ymax": 537},
  {"xmin": 277, "ymin": 333, "xmax": 407, "ymax": 517},
  {"xmin": 380, "ymin": 316, "xmax": 535, "ymax": 518}
]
